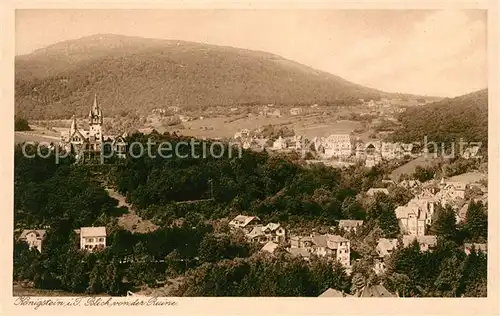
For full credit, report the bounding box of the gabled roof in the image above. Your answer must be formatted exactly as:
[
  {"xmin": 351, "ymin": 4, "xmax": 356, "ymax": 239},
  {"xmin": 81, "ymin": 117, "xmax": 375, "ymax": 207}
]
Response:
[
  {"xmin": 360, "ymin": 284, "xmax": 394, "ymax": 297},
  {"xmin": 319, "ymin": 288, "xmax": 350, "ymax": 297},
  {"xmin": 312, "ymin": 234, "xmax": 348, "ymax": 249},
  {"xmin": 312, "ymin": 234, "xmax": 327, "ymax": 247},
  {"xmin": 395, "ymin": 205, "xmax": 426, "ymax": 220},
  {"xmin": 80, "ymin": 226, "xmax": 106, "ymax": 237},
  {"xmin": 69, "ymin": 128, "xmax": 86, "ymax": 142},
  {"xmin": 376, "ymin": 238, "xmax": 398, "ymax": 257},
  {"xmin": 19, "ymin": 229, "xmax": 47, "ymax": 240},
  {"xmin": 457, "ymin": 203, "xmax": 469, "ymax": 222},
  {"xmin": 445, "ymin": 181, "xmax": 467, "ymax": 191},
  {"xmin": 263, "ymin": 223, "xmax": 281, "ymax": 232},
  {"xmin": 261, "ymin": 241, "xmax": 279, "ymax": 253},
  {"xmin": 246, "ymin": 226, "xmax": 265, "ymax": 238},
  {"xmin": 327, "ymin": 234, "xmax": 349, "ymax": 243},
  {"xmin": 402, "ymin": 235, "xmax": 437, "ymax": 248},
  {"xmin": 230, "ymin": 215, "xmax": 260, "ymax": 227}
]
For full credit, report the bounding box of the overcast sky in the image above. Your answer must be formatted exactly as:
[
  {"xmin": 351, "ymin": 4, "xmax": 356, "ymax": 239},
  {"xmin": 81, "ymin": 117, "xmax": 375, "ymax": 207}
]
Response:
[{"xmin": 16, "ymin": 9, "xmax": 487, "ymax": 97}]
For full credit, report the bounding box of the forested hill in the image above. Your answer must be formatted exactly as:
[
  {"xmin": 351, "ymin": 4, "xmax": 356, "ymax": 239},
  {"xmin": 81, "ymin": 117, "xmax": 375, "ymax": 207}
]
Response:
[
  {"xmin": 390, "ymin": 89, "xmax": 488, "ymax": 147},
  {"xmin": 16, "ymin": 34, "xmax": 385, "ymax": 120}
]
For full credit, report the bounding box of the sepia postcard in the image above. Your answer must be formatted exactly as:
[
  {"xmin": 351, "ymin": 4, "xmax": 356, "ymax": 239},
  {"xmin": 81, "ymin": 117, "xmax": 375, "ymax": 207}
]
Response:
[{"xmin": 1, "ymin": 1, "xmax": 499, "ymax": 315}]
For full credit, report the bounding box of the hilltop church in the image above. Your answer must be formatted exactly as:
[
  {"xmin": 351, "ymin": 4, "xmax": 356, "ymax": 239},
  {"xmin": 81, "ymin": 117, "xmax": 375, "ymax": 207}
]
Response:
[{"xmin": 60, "ymin": 94, "xmax": 126, "ymax": 160}]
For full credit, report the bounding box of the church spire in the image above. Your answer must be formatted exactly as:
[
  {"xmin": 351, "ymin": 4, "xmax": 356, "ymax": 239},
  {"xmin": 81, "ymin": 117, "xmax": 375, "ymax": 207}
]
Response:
[
  {"xmin": 93, "ymin": 93, "xmax": 98, "ymax": 111},
  {"xmin": 89, "ymin": 93, "xmax": 99, "ymax": 117},
  {"xmin": 70, "ymin": 115, "xmax": 77, "ymax": 136}
]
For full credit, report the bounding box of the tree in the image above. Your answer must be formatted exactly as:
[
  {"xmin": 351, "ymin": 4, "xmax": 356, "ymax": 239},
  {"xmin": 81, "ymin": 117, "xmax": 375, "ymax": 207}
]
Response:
[
  {"xmin": 102, "ymin": 258, "xmax": 124, "ymax": 295},
  {"xmin": 351, "ymin": 273, "xmax": 366, "ymax": 296},
  {"xmin": 464, "ymin": 201, "xmax": 487, "ymax": 242},
  {"xmin": 384, "ymin": 273, "xmax": 416, "ymax": 297},
  {"xmin": 15, "ymin": 117, "xmax": 31, "ymax": 131},
  {"xmin": 433, "ymin": 255, "xmax": 463, "ymax": 297},
  {"xmin": 378, "ymin": 209, "xmax": 400, "ymax": 238},
  {"xmin": 430, "ymin": 205, "xmax": 457, "ymax": 240},
  {"xmin": 341, "ymin": 196, "xmax": 366, "ymax": 220},
  {"xmin": 413, "ymin": 165, "xmax": 435, "ymax": 182},
  {"xmin": 87, "ymin": 261, "xmax": 105, "ymax": 294},
  {"xmin": 309, "ymin": 258, "xmax": 350, "ymax": 294},
  {"xmin": 388, "ymin": 185, "xmax": 413, "ymax": 206},
  {"xmin": 459, "ymin": 249, "xmax": 487, "ymax": 297}
]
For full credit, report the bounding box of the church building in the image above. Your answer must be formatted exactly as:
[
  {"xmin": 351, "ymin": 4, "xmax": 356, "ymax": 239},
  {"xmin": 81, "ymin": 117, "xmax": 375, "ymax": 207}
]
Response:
[{"xmin": 60, "ymin": 94, "xmax": 127, "ymax": 161}]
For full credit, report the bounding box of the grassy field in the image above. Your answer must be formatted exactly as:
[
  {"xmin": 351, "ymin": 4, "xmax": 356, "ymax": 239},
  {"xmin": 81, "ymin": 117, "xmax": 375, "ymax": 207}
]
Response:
[
  {"xmin": 15, "ymin": 132, "xmax": 59, "ymax": 145},
  {"xmin": 389, "ymin": 155, "xmax": 435, "ymax": 181},
  {"xmin": 152, "ymin": 113, "xmax": 362, "ymax": 140},
  {"xmin": 449, "ymin": 171, "xmax": 486, "ymax": 184}
]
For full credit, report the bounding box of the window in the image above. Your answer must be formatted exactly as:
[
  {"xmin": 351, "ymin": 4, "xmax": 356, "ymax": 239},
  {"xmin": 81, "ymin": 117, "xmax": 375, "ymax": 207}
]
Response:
[
  {"xmin": 87, "ymin": 238, "xmax": 94, "ymax": 243},
  {"xmin": 98, "ymin": 237, "xmax": 104, "ymax": 242}
]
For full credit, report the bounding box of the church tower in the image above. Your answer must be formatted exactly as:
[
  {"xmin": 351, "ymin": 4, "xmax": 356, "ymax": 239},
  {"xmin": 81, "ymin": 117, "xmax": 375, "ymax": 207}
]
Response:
[
  {"xmin": 70, "ymin": 114, "xmax": 77, "ymax": 136},
  {"xmin": 88, "ymin": 93, "xmax": 103, "ymax": 142}
]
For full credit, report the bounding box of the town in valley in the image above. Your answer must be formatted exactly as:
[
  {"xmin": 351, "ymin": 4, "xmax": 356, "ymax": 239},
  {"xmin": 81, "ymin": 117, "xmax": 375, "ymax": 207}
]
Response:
[{"xmin": 13, "ymin": 10, "xmax": 488, "ymax": 299}]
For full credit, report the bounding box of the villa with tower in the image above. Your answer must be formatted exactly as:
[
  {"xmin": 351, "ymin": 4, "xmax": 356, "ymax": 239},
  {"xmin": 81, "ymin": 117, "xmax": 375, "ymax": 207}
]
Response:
[{"xmin": 60, "ymin": 94, "xmax": 127, "ymax": 161}]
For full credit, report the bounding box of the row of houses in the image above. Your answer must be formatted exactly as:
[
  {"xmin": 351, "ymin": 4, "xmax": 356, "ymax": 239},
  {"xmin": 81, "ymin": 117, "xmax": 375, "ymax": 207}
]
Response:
[
  {"xmin": 18, "ymin": 227, "xmax": 107, "ymax": 253},
  {"xmin": 229, "ymin": 215, "xmax": 352, "ymax": 269},
  {"xmin": 234, "ymin": 131, "xmax": 415, "ymax": 168},
  {"xmin": 229, "ymin": 215, "xmax": 286, "ymax": 244},
  {"xmin": 373, "ymin": 236, "xmax": 487, "ymax": 275}
]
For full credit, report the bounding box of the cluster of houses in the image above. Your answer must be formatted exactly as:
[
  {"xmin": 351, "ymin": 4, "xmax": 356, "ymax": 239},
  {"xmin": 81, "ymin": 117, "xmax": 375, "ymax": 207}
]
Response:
[
  {"xmin": 229, "ymin": 215, "xmax": 286, "ymax": 244},
  {"xmin": 371, "ymin": 176, "xmax": 488, "ymax": 275},
  {"xmin": 233, "ymin": 127, "xmax": 419, "ymax": 168},
  {"xmin": 233, "ymin": 128, "xmax": 416, "ymax": 166},
  {"xmin": 18, "ymin": 226, "xmax": 107, "ymax": 253},
  {"xmin": 259, "ymin": 105, "xmax": 282, "ymax": 117},
  {"xmin": 228, "ymin": 215, "xmax": 353, "ymax": 270},
  {"xmin": 19, "ymin": 173, "xmax": 486, "ymax": 289}
]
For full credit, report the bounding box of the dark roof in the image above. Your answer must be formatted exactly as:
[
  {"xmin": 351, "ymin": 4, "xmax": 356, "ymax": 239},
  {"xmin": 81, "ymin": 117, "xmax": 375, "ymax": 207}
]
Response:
[{"xmin": 360, "ymin": 285, "xmax": 394, "ymax": 297}]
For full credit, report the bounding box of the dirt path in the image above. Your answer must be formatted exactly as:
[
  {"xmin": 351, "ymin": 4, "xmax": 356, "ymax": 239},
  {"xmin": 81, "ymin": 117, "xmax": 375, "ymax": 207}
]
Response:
[{"xmin": 105, "ymin": 187, "xmax": 159, "ymax": 234}]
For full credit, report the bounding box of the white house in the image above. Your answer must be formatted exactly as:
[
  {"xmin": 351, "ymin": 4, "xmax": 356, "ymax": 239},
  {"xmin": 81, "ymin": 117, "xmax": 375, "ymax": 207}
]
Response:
[
  {"xmin": 323, "ymin": 134, "xmax": 354, "ymax": 158},
  {"xmin": 19, "ymin": 229, "xmax": 47, "ymax": 253},
  {"xmin": 395, "ymin": 205, "xmax": 427, "ymax": 236},
  {"xmin": 374, "ymin": 238, "xmax": 398, "ymax": 275},
  {"xmin": 229, "ymin": 215, "xmax": 261, "ymax": 230},
  {"xmin": 311, "ymin": 234, "xmax": 351, "ymax": 267},
  {"xmin": 262, "ymin": 223, "xmax": 286, "ymax": 243},
  {"xmin": 273, "ymin": 136, "xmax": 288, "ymax": 150},
  {"xmin": 441, "ymin": 181, "xmax": 467, "ymax": 199},
  {"xmin": 246, "ymin": 226, "xmax": 268, "ymax": 243},
  {"xmin": 290, "ymin": 107, "xmax": 303, "ymax": 115},
  {"xmin": 79, "ymin": 227, "xmax": 107, "ymax": 252},
  {"xmin": 338, "ymin": 220, "xmax": 364, "ymax": 233}
]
